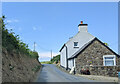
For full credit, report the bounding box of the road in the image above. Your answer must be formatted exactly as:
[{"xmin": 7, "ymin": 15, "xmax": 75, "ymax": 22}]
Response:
[{"xmin": 36, "ymin": 64, "xmax": 96, "ymax": 82}]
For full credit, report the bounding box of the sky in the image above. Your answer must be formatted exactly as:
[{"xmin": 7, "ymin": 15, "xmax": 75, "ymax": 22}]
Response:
[{"xmin": 2, "ymin": 2, "xmax": 118, "ymax": 62}]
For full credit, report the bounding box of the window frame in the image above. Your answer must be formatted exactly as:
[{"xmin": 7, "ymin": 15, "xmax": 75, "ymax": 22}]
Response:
[{"xmin": 103, "ymin": 55, "xmax": 116, "ymax": 66}]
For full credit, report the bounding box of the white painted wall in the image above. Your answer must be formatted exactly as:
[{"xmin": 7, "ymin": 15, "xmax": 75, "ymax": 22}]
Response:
[
  {"xmin": 78, "ymin": 25, "xmax": 88, "ymax": 32},
  {"xmin": 74, "ymin": 58, "xmax": 75, "ymax": 67},
  {"xmin": 60, "ymin": 46, "xmax": 67, "ymax": 68},
  {"xmin": 68, "ymin": 59, "xmax": 73, "ymax": 69},
  {"xmin": 68, "ymin": 58, "xmax": 76, "ymax": 69},
  {"xmin": 67, "ymin": 32, "xmax": 94, "ymax": 69},
  {"xmin": 60, "ymin": 25, "xmax": 95, "ymax": 69},
  {"xmin": 66, "ymin": 32, "xmax": 95, "ymax": 58}
]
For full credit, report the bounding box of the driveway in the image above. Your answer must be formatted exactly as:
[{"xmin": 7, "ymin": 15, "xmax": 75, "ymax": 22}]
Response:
[{"xmin": 36, "ymin": 64, "xmax": 96, "ymax": 82}]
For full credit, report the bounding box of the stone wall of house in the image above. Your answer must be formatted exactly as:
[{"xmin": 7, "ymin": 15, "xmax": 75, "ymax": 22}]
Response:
[
  {"xmin": 75, "ymin": 39, "xmax": 120, "ymax": 77},
  {"xmin": 76, "ymin": 66, "xmax": 120, "ymax": 77}
]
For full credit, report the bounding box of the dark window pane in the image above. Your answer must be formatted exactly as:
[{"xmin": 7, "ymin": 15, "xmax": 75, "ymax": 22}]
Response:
[{"xmin": 74, "ymin": 42, "xmax": 78, "ymax": 47}]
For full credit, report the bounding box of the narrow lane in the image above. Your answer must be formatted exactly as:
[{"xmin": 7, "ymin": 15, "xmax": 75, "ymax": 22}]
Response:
[{"xmin": 36, "ymin": 64, "xmax": 96, "ymax": 82}]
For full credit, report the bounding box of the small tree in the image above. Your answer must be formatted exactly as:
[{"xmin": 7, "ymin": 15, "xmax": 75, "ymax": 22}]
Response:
[{"xmin": 104, "ymin": 43, "xmax": 109, "ymax": 46}]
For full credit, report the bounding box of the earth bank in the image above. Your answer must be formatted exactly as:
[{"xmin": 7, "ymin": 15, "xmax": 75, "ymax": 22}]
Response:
[{"xmin": 2, "ymin": 48, "xmax": 41, "ymax": 82}]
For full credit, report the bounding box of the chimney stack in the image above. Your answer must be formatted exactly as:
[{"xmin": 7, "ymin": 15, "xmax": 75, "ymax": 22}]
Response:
[{"xmin": 78, "ymin": 21, "xmax": 88, "ymax": 32}]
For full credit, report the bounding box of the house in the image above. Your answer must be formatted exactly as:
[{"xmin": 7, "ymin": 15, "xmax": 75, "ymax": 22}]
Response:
[{"xmin": 59, "ymin": 21, "xmax": 120, "ymax": 77}]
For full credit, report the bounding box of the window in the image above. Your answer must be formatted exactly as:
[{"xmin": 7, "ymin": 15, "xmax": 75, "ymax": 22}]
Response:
[
  {"xmin": 103, "ymin": 55, "xmax": 116, "ymax": 66},
  {"xmin": 74, "ymin": 42, "xmax": 78, "ymax": 47}
]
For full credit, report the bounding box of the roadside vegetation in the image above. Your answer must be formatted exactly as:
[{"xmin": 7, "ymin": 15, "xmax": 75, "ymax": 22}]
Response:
[
  {"xmin": 41, "ymin": 54, "xmax": 60, "ymax": 64},
  {"xmin": 1, "ymin": 16, "xmax": 39, "ymax": 59},
  {"xmin": 32, "ymin": 65, "xmax": 41, "ymax": 72},
  {"xmin": 41, "ymin": 61, "xmax": 52, "ymax": 64},
  {"xmin": 51, "ymin": 54, "xmax": 60, "ymax": 64},
  {"xmin": 2, "ymin": 15, "xmax": 41, "ymax": 82}
]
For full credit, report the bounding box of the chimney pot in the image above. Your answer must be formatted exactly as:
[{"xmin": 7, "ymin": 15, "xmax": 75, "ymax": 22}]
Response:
[{"xmin": 81, "ymin": 21, "xmax": 83, "ymax": 24}]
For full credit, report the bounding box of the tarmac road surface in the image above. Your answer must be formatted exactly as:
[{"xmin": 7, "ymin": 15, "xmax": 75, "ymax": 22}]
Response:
[
  {"xmin": 36, "ymin": 64, "xmax": 117, "ymax": 84},
  {"xmin": 36, "ymin": 64, "xmax": 96, "ymax": 82}
]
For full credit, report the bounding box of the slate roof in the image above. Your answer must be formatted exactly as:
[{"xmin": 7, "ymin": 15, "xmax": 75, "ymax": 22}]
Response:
[{"xmin": 68, "ymin": 37, "xmax": 120, "ymax": 60}]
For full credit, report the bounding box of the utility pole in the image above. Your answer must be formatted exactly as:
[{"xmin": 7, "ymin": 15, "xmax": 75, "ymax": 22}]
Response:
[
  {"xmin": 34, "ymin": 42, "xmax": 36, "ymax": 52},
  {"xmin": 51, "ymin": 50, "xmax": 52, "ymax": 61}
]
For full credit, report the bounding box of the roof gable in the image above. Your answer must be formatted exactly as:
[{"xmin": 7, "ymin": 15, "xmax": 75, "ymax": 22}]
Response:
[
  {"xmin": 59, "ymin": 32, "xmax": 95, "ymax": 52},
  {"xmin": 68, "ymin": 37, "xmax": 119, "ymax": 59},
  {"xmin": 59, "ymin": 44, "xmax": 65, "ymax": 52}
]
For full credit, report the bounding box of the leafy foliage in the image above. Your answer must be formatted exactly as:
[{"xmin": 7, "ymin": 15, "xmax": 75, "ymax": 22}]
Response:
[
  {"xmin": 1, "ymin": 16, "xmax": 39, "ymax": 59},
  {"xmin": 104, "ymin": 43, "xmax": 109, "ymax": 46},
  {"xmin": 29, "ymin": 51, "xmax": 39, "ymax": 59},
  {"xmin": 50, "ymin": 54, "xmax": 60, "ymax": 64}
]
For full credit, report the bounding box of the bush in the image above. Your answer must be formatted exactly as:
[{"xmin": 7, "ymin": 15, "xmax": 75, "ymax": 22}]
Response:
[
  {"xmin": 29, "ymin": 51, "xmax": 39, "ymax": 59},
  {"xmin": 51, "ymin": 54, "xmax": 60, "ymax": 64}
]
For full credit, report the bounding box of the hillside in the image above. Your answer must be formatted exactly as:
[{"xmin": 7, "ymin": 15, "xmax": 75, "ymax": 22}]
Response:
[
  {"xmin": 1, "ymin": 16, "xmax": 41, "ymax": 82},
  {"xmin": 2, "ymin": 48, "xmax": 41, "ymax": 82}
]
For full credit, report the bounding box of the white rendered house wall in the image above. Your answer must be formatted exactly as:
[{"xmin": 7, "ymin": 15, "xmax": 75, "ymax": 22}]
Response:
[{"xmin": 60, "ymin": 46, "xmax": 67, "ymax": 68}]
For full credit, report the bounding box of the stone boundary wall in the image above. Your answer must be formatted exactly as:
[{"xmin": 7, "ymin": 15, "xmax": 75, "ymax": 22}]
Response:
[{"xmin": 77, "ymin": 66, "xmax": 120, "ymax": 77}]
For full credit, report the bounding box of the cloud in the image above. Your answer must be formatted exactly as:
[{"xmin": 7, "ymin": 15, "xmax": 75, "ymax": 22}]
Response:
[
  {"xmin": 6, "ymin": 19, "xmax": 19, "ymax": 23},
  {"xmin": 38, "ymin": 52, "xmax": 59, "ymax": 59},
  {"xmin": 6, "ymin": 20, "xmax": 12, "ymax": 23},
  {"xmin": 14, "ymin": 19, "xmax": 19, "ymax": 22},
  {"xmin": 39, "ymin": 57, "xmax": 51, "ymax": 62},
  {"xmin": 33, "ymin": 27, "xmax": 37, "ymax": 30},
  {"xmin": 32, "ymin": 26, "xmax": 42, "ymax": 31},
  {"xmin": 38, "ymin": 52, "xmax": 59, "ymax": 62}
]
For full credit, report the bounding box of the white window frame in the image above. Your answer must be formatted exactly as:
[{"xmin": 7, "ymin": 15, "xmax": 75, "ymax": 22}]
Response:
[{"xmin": 103, "ymin": 55, "xmax": 116, "ymax": 66}]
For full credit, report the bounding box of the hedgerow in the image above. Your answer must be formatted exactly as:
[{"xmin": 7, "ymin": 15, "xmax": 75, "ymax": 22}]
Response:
[{"xmin": 1, "ymin": 16, "xmax": 39, "ymax": 59}]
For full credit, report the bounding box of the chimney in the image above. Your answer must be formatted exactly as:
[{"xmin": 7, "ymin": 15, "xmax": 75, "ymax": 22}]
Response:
[{"xmin": 78, "ymin": 21, "xmax": 88, "ymax": 32}]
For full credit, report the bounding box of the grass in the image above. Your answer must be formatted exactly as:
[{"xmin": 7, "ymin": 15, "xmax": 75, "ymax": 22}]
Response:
[{"xmin": 41, "ymin": 61, "xmax": 52, "ymax": 64}]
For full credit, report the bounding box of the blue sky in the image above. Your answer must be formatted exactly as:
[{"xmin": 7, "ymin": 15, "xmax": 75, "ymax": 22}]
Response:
[{"xmin": 2, "ymin": 2, "xmax": 118, "ymax": 62}]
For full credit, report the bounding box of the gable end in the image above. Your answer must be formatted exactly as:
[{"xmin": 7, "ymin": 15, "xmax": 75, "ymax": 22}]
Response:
[{"xmin": 68, "ymin": 37, "xmax": 119, "ymax": 59}]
